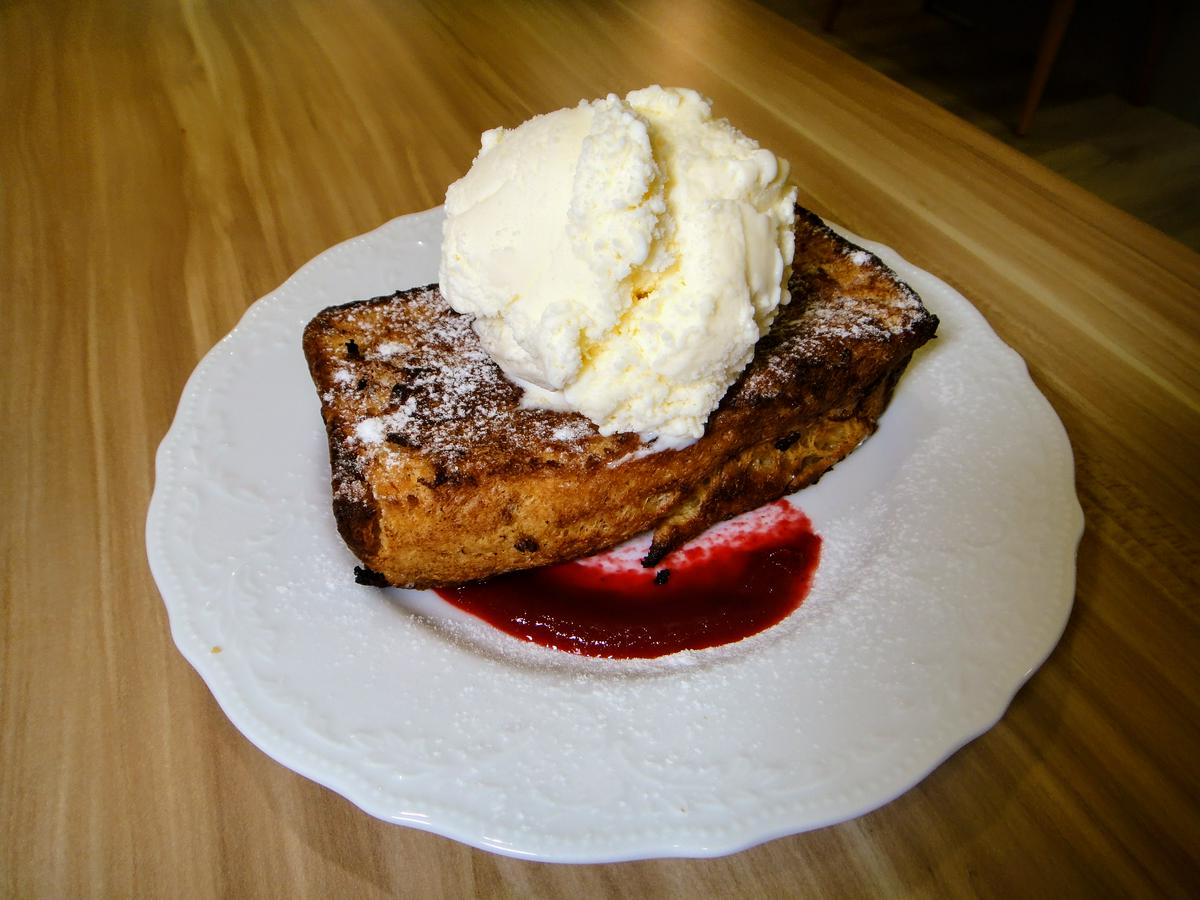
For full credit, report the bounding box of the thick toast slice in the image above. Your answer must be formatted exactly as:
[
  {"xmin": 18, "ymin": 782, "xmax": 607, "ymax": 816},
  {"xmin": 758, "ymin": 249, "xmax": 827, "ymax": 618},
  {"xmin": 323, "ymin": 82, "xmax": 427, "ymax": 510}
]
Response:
[{"xmin": 303, "ymin": 207, "xmax": 938, "ymax": 588}]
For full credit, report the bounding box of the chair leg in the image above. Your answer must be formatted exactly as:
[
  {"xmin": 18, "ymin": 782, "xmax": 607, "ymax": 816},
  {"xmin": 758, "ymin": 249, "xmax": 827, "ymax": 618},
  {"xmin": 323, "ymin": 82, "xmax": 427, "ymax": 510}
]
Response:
[
  {"xmin": 1016, "ymin": 0, "xmax": 1077, "ymax": 136},
  {"xmin": 822, "ymin": 0, "xmax": 845, "ymax": 32},
  {"xmin": 1133, "ymin": 0, "xmax": 1171, "ymax": 106}
]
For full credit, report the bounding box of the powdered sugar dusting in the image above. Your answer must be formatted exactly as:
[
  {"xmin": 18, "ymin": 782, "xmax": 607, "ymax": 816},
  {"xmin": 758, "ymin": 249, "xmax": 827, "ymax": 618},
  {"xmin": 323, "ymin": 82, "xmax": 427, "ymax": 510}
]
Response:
[
  {"xmin": 552, "ymin": 422, "xmax": 592, "ymax": 442},
  {"xmin": 733, "ymin": 226, "xmax": 936, "ymax": 403},
  {"xmin": 375, "ymin": 341, "xmax": 409, "ymax": 359},
  {"xmin": 809, "ymin": 295, "xmax": 897, "ymax": 340},
  {"xmin": 316, "ymin": 287, "xmax": 628, "ymax": 484},
  {"xmin": 355, "ymin": 417, "xmax": 385, "ymax": 444}
]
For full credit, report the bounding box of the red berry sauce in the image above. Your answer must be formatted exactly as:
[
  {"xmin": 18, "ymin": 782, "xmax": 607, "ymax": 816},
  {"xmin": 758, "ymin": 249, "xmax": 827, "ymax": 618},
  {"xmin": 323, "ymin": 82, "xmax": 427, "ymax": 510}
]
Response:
[{"xmin": 435, "ymin": 500, "xmax": 821, "ymax": 659}]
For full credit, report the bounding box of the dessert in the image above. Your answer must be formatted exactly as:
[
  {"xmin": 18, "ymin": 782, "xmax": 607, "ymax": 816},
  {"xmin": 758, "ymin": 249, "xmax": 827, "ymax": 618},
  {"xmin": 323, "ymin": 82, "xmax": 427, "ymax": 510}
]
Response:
[
  {"xmin": 304, "ymin": 87, "xmax": 937, "ymax": 588},
  {"xmin": 303, "ymin": 208, "xmax": 938, "ymax": 588}
]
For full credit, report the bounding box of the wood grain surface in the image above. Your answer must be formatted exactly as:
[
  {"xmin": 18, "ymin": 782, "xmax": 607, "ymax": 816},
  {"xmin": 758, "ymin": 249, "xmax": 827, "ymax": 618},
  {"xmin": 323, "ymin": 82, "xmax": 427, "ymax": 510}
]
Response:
[{"xmin": 3, "ymin": 0, "xmax": 1198, "ymax": 896}]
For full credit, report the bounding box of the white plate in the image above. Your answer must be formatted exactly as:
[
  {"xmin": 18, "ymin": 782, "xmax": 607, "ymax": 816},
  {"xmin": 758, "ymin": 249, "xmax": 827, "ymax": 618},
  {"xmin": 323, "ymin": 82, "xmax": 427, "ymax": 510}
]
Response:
[{"xmin": 146, "ymin": 207, "xmax": 1082, "ymax": 862}]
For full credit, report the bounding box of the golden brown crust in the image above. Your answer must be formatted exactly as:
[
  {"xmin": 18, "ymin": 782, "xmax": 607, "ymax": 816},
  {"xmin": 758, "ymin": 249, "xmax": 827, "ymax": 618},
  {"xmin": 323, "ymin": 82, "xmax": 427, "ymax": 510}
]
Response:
[{"xmin": 302, "ymin": 206, "xmax": 938, "ymax": 587}]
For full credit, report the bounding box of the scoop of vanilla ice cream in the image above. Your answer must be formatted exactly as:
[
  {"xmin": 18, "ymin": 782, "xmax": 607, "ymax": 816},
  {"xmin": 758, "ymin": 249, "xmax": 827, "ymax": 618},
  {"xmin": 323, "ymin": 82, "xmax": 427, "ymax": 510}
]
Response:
[{"xmin": 439, "ymin": 86, "xmax": 796, "ymax": 447}]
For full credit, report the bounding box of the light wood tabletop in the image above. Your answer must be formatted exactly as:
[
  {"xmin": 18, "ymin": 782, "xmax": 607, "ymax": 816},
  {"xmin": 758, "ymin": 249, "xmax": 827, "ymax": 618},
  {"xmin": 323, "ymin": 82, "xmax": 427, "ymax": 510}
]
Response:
[{"xmin": 4, "ymin": 0, "xmax": 1198, "ymax": 895}]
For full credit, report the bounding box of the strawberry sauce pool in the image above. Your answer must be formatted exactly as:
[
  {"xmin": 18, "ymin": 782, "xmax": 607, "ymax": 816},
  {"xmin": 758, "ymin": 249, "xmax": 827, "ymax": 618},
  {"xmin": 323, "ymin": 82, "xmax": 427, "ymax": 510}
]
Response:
[{"xmin": 435, "ymin": 500, "xmax": 821, "ymax": 658}]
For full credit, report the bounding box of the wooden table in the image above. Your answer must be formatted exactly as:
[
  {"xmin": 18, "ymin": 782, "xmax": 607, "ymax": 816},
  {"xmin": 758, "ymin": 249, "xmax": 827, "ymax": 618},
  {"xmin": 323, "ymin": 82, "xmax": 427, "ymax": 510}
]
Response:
[{"xmin": 4, "ymin": 0, "xmax": 1198, "ymax": 895}]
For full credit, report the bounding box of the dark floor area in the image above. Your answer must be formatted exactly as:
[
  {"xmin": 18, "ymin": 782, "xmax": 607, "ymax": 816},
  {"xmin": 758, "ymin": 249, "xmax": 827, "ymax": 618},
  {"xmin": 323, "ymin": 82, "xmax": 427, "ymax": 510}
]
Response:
[{"xmin": 764, "ymin": 0, "xmax": 1200, "ymax": 251}]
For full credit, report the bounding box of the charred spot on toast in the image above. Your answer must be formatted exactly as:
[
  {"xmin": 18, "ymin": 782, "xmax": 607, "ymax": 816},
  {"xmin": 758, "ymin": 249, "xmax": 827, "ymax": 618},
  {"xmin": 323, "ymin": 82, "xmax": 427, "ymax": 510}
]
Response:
[
  {"xmin": 417, "ymin": 460, "xmax": 477, "ymax": 489},
  {"xmin": 641, "ymin": 546, "xmax": 669, "ymax": 568},
  {"xmin": 775, "ymin": 432, "xmax": 801, "ymax": 451},
  {"xmin": 333, "ymin": 489, "xmax": 383, "ymax": 573},
  {"xmin": 353, "ymin": 565, "xmax": 390, "ymax": 587}
]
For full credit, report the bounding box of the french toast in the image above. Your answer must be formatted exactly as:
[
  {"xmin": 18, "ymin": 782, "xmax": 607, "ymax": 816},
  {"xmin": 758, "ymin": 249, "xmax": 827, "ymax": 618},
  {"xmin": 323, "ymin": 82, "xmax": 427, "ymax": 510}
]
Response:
[{"xmin": 303, "ymin": 207, "xmax": 938, "ymax": 588}]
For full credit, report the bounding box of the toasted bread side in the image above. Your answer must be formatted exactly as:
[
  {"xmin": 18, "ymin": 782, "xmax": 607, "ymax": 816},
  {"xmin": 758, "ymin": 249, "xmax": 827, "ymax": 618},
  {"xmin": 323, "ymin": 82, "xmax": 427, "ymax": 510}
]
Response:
[{"xmin": 303, "ymin": 207, "xmax": 938, "ymax": 587}]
